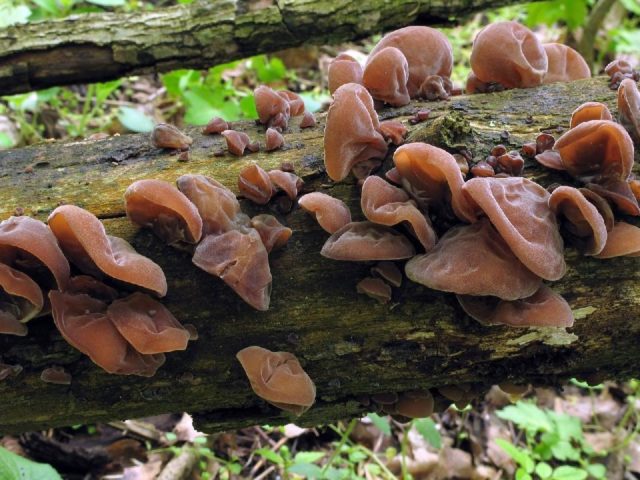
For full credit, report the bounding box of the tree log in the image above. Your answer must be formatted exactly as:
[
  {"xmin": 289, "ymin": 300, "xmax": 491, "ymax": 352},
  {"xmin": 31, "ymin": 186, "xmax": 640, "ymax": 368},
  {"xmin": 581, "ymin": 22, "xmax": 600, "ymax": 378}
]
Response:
[
  {"xmin": 0, "ymin": 0, "xmax": 532, "ymax": 95},
  {"xmin": 0, "ymin": 77, "xmax": 638, "ymax": 435}
]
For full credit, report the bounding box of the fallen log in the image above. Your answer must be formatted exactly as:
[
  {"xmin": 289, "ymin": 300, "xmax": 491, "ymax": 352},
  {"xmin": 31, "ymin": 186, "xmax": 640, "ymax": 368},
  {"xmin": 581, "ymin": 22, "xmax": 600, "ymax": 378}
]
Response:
[{"xmin": 0, "ymin": 77, "xmax": 638, "ymax": 435}]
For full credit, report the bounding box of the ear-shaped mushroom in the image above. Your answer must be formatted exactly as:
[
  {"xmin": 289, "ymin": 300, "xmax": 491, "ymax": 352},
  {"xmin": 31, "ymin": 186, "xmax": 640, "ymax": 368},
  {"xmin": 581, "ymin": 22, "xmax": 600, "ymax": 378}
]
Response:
[
  {"xmin": 48, "ymin": 205, "xmax": 167, "ymax": 296},
  {"xmin": 49, "ymin": 290, "xmax": 165, "ymax": 376},
  {"xmin": 299, "ymin": 111, "xmax": 316, "ymax": 128},
  {"xmin": 238, "ymin": 164, "xmax": 274, "ymax": 205},
  {"xmin": 585, "ymin": 180, "xmax": 640, "ymax": 216},
  {"xmin": 254, "ymin": 85, "xmax": 290, "ymax": 130},
  {"xmin": 107, "ymin": 292, "xmax": 190, "ymax": 354},
  {"xmin": 177, "ymin": 174, "xmax": 246, "ymax": 235},
  {"xmin": 124, "ymin": 179, "xmax": 203, "ymax": 245},
  {"xmin": 221, "ymin": 130, "xmax": 257, "ymax": 156},
  {"xmin": 570, "ymin": 102, "xmax": 613, "ymax": 128},
  {"xmin": 395, "ymin": 390, "xmax": 434, "ymax": 419},
  {"xmin": 362, "ymin": 46, "xmax": 410, "ymax": 106},
  {"xmin": 67, "ymin": 275, "xmax": 119, "ymax": 302},
  {"xmin": 324, "ymin": 83, "xmax": 387, "ymax": 182},
  {"xmin": 470, "ymin": 21, "xmax": 548, "ymax": 89},
  {"xmin": 593, "ymin": 221, "xmax": 640, "ymax": 258},
  {"xmin": 617, "ymin": 78, "xmax": 640, "ymax": 143},
  {"xmin": 549, "ymin": 186, "xmax": 608, "ymax": 255},
  {"xmin": 361, "ymin": 176, "xmax": 437, "ymax": 251},
  {"xmin": 265, "ymin": 127, "xmax": 285, "ymax": 151},
  {"xmin": 268, "ymin": 170, "xmax": 303, "ymax": 200},
  {"xmin": 321, "ymin": 221, "xmax": 415, "ymax": 261},
  {"xmin": 298, "ymin": 192, "xmax": 352, "ymax": 234},
  {"xmin": 393, "ymin": 143, "xmax": 477, "ymax": 223},
  {"xmin": 366, "ymin": 26, "xmax": 453, "ymax": 98},
  {"xmin": 0, "ymin": 216, "xmax": 70, "ymax": 290},
  {"xmin": 462, "ymin": 177, "xmax": 566, "ymax": 280},
  {"xmin": 356, "ymin": 277, "xmax": 392, "ymax": 303},
  {"xmin": 457, "ymin": 285, "xmax": 574, "ymax": 328},
  {"xmin": 40, "ymin": 366, "xmax": 72, "ymax": 385},
  {"xmin": 277, "ymin": 91, "xmax": 305, "ymax": 117},
  {"xmin": 236, "ymin": 346, "xmax": 316, "ymax": 415},
  {"xmin": 328, "ymin": 53, "xmax": 363, "ymax": 94},
  {"xmin": 405, "ymin": 219, "xmax": 542, "ymax": 300},
  {"xmin": 379, "ymin": 120, "xmax": 407, "ymax": 146},
  {"xmin": 250, "ymin": 214, "xmax": 292, "ymax": 253},
  {"xmin": 203, "ymin": 117, "xmax": 229, "ymax": 135},
  {"xmin": 0, "ymin": 263, "xmax": 44, "ymax": 335},
  {"xmin": 371, "ymin": 261, "xmax": 402, "ymax": 287},
  {"xmin": 192, "ymin": 229, "xmax": 272, "ymax": 311},
  {"xmin": 151, "ymin": 124, "xmax": 192, "ymax": 150},
  {"xmin": 542, "ymin": 43, "xmax": 590, "ymax": 84}
]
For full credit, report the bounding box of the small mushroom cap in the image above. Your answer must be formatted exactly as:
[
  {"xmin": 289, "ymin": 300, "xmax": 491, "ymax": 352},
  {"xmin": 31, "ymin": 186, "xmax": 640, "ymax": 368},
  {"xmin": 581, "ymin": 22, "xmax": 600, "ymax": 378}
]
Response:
[
  {"xmin": 151, "ymin": 123, "xmax": 193, "ymax": 150},
  {"xmin": 107, "ymin": 292, "xmax": 190, "ymax": 354},
  {"xmin": 323, "ymin": 83, "xmax": 387, "ymax": 182},
  {"xmin": 0, "ymin": 263, "xmax": 44, "ymax": 333},
  {"xmin": 177, "ymin": 174, "xmax": 245, "ymax": 235},
  {"xmin": 395, "ymin": 390, "xmax": 434, "ymax": 419},
  {"xmin": 298, "ymin": 192, "xmax": 352, "ymax": 234},
  {"xmin": 49, "ymin": 290, "xmax": 165, "ymax": 376},
  {"xmin": 238, "ymin": 164, "xmax": 274, "ymax": 205},
  {"xmin": 250, "ymin": 214, "xmax": 292, "ymax": 253},
  {"xmin": 48, "ymin": 205, "xmax": 167, "ymax": 296},
  {"xmin": 361, "ymin": 176, "xmax": 437, "ymax": 251},
  {"xmin": 367, "ymin": 26, "xmax": 453, "ymax": 97},
  {"xmin": 585, "ymin": 179, "xmax": 640, "ymax": 216},
  {"xmin": 192, "ymin": 229, "xmax": 272, "ymax": 311},
  {"xmin": 124, "ymin": 179, "xmax": 203, "ymax": 245},
  {"xmin": 299, "ymin": 110, "xmax": 316, "ymax": 128},
  {"xmin": 236, "ymin": 346, "xmax": 316, "ymax": 415},
  {"xmin": 579, "ymin": 188, "xmax": 615, "ymax": 232},
  {"xmin": 203, "ymin": 116, "xmax": 229, "ymax": 135},
  {"xmin": 542, "ymin": 43, "xmax": 591, "ymax": 84},
  {"xmin": 267, "ymin": 170, "xmax": 303, "ymax": 200},
  {"xmin": 593, "ymin": 221, "xmax": 640, "ymax": 258},
  {"xmin": 405, "ymin": 219, "xmax": 542, "ymax": 300},
  {"xmin": 570, "ymin": 102, "xmax": 613, "ymax": 128},
  {"xmin": 470, "ymin": 21, "xmax": 548, "ymax": 88},
  {"xmin": 40, "ymin": 366, "xmax": 71, "ymax": 385},
  {"xmin": 254, "ymin": 85, "xmax": 290, "ymax": 129},
  {"xmin": 462, "ymin": 177, "xmax": 566, "ymax": 281},
  {"xmin": 379, "ymin": 120, "xmax": 407, "ymax": 146},
  {"xmin": 356, "ymin": 277, "xmax": 392, "ymax": 303},
  {"xmin": 221, "ymin": 130, "xmax": 252, "ymax": 156},
  {"xmin": 553, "ymin": 120, "xmax": 634, "ymax": 184},
  {"xmin": 328, "ymin": 53, "xmax": 364, "ymax": 94},
  {"xmin": 393, "ymin": 143, "xmax": 477, "ymax": 223},
  {"xmin": 548, "ymin": 186, "xmax": 608, "ymax": 255},
  {"xmin": 371, "ymin": 261, "xmax": 402, "ymax": 287},
  {"xmin": 0, "ymin": 216, "xmax": 70, "ymax": 290},
  {"xmin": 362, "ymin": 46, "xmax": 410, "ymax": 106},
  {"xmin": 617, "ymin": 78, "xmax": 640, "ymax": 143},
  {"xmin": 320, "ymin": 221, "xmax": 415, "ymax": 261},
  {"xmin": 277, "ymin": 90, "xmax": 305, "ymax": 117},
  {"xmin": 67, "ymin": 275, "xmax": 119, "ymax": 302},
  {"xmin": 265, "ymin": 127, "xmax": 285, "ymax": 152},
  {"xmin": 457, "ymin": 285, "xmax": 574, "ymax": 328}
]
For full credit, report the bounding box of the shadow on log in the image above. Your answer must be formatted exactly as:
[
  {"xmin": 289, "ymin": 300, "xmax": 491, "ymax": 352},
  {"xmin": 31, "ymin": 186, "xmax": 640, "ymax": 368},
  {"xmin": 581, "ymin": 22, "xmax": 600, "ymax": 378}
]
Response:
[{"xmin": 0, "ymin": 77, "xmax": 638, "ymax": 435}]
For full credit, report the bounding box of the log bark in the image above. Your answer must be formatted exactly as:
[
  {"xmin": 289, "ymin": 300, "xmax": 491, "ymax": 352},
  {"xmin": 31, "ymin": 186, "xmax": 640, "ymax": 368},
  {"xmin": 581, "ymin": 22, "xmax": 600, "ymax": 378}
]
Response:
[
  {"xmin": 0, "ymin": 0, "xmax": 530, "ymax": 95},
  {"xmin": 0, "ymin": 77, "xmax": 638, "ymax": 435}
]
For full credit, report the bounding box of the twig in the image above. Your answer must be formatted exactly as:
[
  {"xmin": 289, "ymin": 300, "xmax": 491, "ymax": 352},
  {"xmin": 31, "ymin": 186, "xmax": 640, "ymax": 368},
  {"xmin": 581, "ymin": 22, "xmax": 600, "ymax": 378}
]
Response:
[{"xmin": 578, "ymin": 0, "xmax": 617, "ymax": 68}]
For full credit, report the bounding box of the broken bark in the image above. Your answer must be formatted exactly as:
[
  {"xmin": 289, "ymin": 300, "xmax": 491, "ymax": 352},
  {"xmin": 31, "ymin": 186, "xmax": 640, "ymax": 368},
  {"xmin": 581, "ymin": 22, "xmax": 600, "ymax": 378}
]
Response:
[
  {"xmin": 0, "ymin": 0, "xmax": 531, "ymax": 95},
  {"xmin": 0, "ymin": 77, "xmax": 638, "ymax": 435}
]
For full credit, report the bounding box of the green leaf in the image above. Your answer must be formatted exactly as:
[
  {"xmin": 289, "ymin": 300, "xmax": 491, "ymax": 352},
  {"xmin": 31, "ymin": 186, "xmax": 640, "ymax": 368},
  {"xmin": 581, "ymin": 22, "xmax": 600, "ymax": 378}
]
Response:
[
  {"xmin": 293, "ymin": 451, "xmax": 324, "ymax": 464},
  {"xmin": 0, "ymin": 4, "xmax": 31, "ymax": 27},
  {"xmin": 497, "ymin": 402, "xmax": 552, "ymax": 434},
  {"xmin": 550, "ymin": 440, "xmax": 581, "ymax": 461},
  {"xmin": 30, "ymin": 0, "xmax": 61, "ymax": 15},
  {"xmin": 254, "ymin": 448, "xmax": 284, "ymax": 466},
  {"xmin": 515, "ymin": 469, "xmax": 533, "ymax": 480},
  {"xmin": 366, "ymin": 413, "xmax": 391, "ymax": 436},
  {"xmin": 414, "ymin": 418, "xmax": 441, "ymax": 449},
  {"xmin": 250, "ymin": 55, "xmax": 287, "ymax": 83},
  {"xmin": 585, "ymin": 463, "xmax": 606, "ymax": 479},
  {"xmin": 0, "ymin": 446, "xmax": 62, "ymax": 480},
  {"xmin": 619, "ymin": 0, "xmax": 640, "ymax": 14},
  {"xmin": 239, "ymin": 94, "xmax": 258, "ymax": 119},
  {"xmin": 348, "ymin": 450, "xmax": 367, "ymax": 463},
  {"xmin": 550, "ymin": 466, "xmax": 587, "ymax": 480},
  {"xmin": 95, "ymin": 79, "xmax": 122, "ymax": 104},
  {"xmin": 0, "ymin": 132, "xmax": 15, "ymax": 149},
  {"xmin": 495, "ymin": 439, "xmax": 535, "ymax": 473},
  {"xmin": 227, "ymin": 462, "xmax": 242, "ymax": 474},
  {"xmin": 287, "ymin": 463, "xmax": 323, "ymax": 478},
  {"xmin": 117, "ymin": 107, "xmax": 154, "ymax": 132},
  {"xmin": 85, "ymin": 0, "xmax": 125, "ymax": 6},
  {"xmin": 535, "ymin": 462, "xmax": 553, "ymax": 479}
]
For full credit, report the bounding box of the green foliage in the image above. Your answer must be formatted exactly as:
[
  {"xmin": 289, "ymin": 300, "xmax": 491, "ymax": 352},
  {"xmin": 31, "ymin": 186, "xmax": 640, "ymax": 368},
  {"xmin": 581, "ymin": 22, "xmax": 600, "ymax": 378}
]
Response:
[
  {"xmin": 525, "ymin": 0, "xmax": 588, "ymax": 31},
  {"xmin": 366, "ymin": 412, "xmax": 391, "ymax": 436},
  {"xmin": 414, "ymin": 418, "xmax": 442, "ymax": 449},
  {"xmin": 118, "ymin": 106, "xmax": 154, "ymax": 132},
  {"xmin": 0, "ymin": 447, "xmax": 62, "ymax": 480},
  {"xmin": 496, "ymin": 401, "xmax": 607, "ymax": 480}
]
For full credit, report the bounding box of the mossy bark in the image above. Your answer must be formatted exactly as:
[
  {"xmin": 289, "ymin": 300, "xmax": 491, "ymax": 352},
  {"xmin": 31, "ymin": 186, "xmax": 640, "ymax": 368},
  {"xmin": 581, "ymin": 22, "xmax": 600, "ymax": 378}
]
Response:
[
  {"xmin": 0, "ymin": 78, "xmax": 638, "ymax": 435},
  {"xmin": 0, "ymin": 0, "xmax": 531, "ymax": 95}
]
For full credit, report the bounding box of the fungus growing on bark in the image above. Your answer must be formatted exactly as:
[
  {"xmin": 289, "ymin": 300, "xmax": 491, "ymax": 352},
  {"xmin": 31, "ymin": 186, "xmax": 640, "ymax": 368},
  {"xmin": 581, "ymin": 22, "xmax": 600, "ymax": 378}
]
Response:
[
  {"xmin": 542, "ymin": 43, "xmax": 590, "ymax": 84},
  {"xmin": 203, "ymin": 117, "xmax": 229, "ymax": 135},
  {"xmin": 238, "ymin": 164, "xmax": 274, "ymax": 205},
  {"xmin": 299, "ymin": 111, "xmax": 316, "ymax": 128},
  {"xmin": 362, "ymin": 46, "xmax": 410, "ymax": 106},
  {"xmin": 221, "ymin": 130, "xmax": 258, "ymax": 156},
  {"xmin": 0, "ymin": 263, "xmax": 44, "ymax": 336},
  {"xmin": 236, "ymin": 346, "xmax": 316, "ymax": 415},
  {"xmin": 470, "ymin": 21, "xmax": 548, "ymax": 89},
  {"xmin": 268, "ymin": 170, "xmax": 303, "ymax": 200},
  {"xmin": 617, "ymin": 78, "xmax": 640, "ymax": 143},
  {"xmin": 457, "ymin": 285, "xmax": 574, "ymax": 328},
  {"xmin": 151, "ymin": 124, "xmax": 192, "ymax": 150},
  {"xmin": 379, "ymin": 120, "xmax": 407, "ymax": 145},
  {"xmin": 192, "ymin": 229, "xmax": 272, "ymax": 311},
  {"xmin": 496, "ymin": 151, "xmax": 524, "ymax": 176},
  {"xmin": 277, "ymin": 90, "xmax": 305, "ymax": 117},
  {"xmin": 371, "ymin": 261, "xmax": 402, "ymax": 287},
  {"xmin": 124, "ymin": 179, "xmax": 203, "ymax": 245},
  {"xmin": 360, "ymin": 176, "xmax": 437, "ymax": 251},
  {"xmin": 40, "ymin": 366, "xmax": 71, "ymax": 385},
  {"xmin": 107, "ymin": 292, "xmax": 190, "ymax": 354},
  {"xmin": 321, "ymin": 222, "xmax": 415, "ymax": 261},
  {"xmin": 254, "ymin": 85, "xmax": 290, "ymax": 130},
  {"xmin": 593, "ymin": 222, "xmax": 640, "ymax": 258},
  {"xmin": 323, "ymin": 83, "xmax": 387, "ymax": 182},
  {"xmin": 265, "ymin": 128, "xmax": 285, "ymax": 151},
  {"xmin": 49, "ymin": 290, "xmax": 165, "ymax": 376},
  {"xmin": 548, "ymin": 186, "xmax": 608, "ymax": 255},
  {"xmin": 471, "ymin": 161, "xmax": 495, "ymax": 178},
  {"xmin": 405, "ymin": 219, "xmax": 541, "ymax": 300},
  {"xmin": 298, "ymin": 192, "xmax": 352, "ymax": 234},
  {"xmin": 48, "ymin": 205, "xmax": 167, "ymax": 296},
  {"xmin": 395, "ymin": 390, "xmax": 434, "ymax": 419},
  {"xmin": 356, "ymin": 277, "xmax": 392, "ymax": 303},
  {"xmin": 570, "ymin": 102, "xmax": 613, "ymax": 128},
  {"xmin": 250, "ymin": 214, "xmax": 292, "ymax": 253},
  {"xmin": 366, "ymin": 26, "xmax": 453, "ymax": 98},
  {"xmin": 462, "ymin": 177, "xmax": 566, "ymax": 280},
  {"xmin": 328, "ymin": 53, "xmax": 363, "ymax": 94}
]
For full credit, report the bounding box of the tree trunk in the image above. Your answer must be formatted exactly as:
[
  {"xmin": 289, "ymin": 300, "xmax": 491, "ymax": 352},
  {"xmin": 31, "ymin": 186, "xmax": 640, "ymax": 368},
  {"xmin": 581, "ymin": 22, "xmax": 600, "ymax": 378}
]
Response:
[
  {"xmin": 0, "ymin": 0, "xmax": 530, "ymax": 95},
  {"xmin": 0, "ymin": 78, "xmax": 638, "ymax": 435}
]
